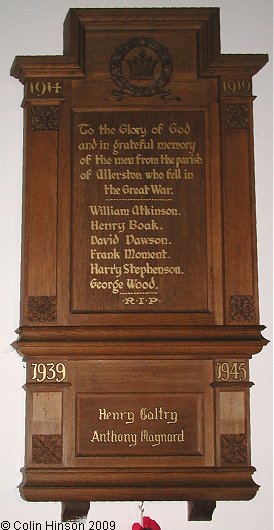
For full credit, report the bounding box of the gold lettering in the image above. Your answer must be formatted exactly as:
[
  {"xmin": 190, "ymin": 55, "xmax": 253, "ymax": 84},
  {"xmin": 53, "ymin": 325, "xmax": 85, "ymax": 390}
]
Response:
[
  {"xmin": 135, "ymin": 154, "xmax": 158, "ymax": 165},
  {"xmin": 123, "ymin": 263, "xmax": 184, "ymax": 278},
  {"xmin": 112, "ymin": 139, "xmax": 153, "ymax": 155},
  {"xmin": 95, "ymin": 154, "xmax": 111, "ymax": 164},
  {"xmin": 98, "ymin": 408, "xmax": 135, "ymax": 424},
  {"xmin": 90, "ymin": 249, "xmax": 120, "ymax": 259},
  {"xmin": 90, "ymin": 429, "xmax": 137, "ymax": 447},
  {"xmin": 78, "ymin": 123, "xmax": 95, "ymax": 135},
  {"xmin": 140, "ymin": 407, "xmax": 178, "ymax": 424},
  {"xmin": 131, "ymin": 205, "xmax": 180, "ymax": 216},
  {"xmin": 29, "ymin": 80, "xmax": 62, "ymax": 96},
  {"xmin": 145, "ymin": 169, "xmax": 165, "ymax": 180},
  {"xmin": 90, "ymin": 278, "xmax": 123, "ymax": 293},
  {"xmin": 126, "ymin": 277, "xmax": 156, "ymax": 290},
  {"xmin": 90, "ymin": 263, "xmax": 122, "ymax": 277},
  {"xmin": 99, "ymin": 140, "xmax": 110, "ymax": 150},
  {"xmin": 91, "ymin": 234, "xmax": 119, "ymax": 245},
  {"xmin": 31, "ymin": 362, "xmax": 66, "ymax": 382},
  {"xmin": 118, "ymin": 123, "xmax": 147, "ymax": 137},
  {"xmin": 114, "ymin": 157, "xmax": 134, "ymax": 165},
  {"xmin": 222, "ymin": 79, "xmax": 251, "ymax": 95},
  {"xmin": 125, "ymin": 235, "xmax": 168, "ymax": 245},
  {"xmin": 104, "ymin": 184, "xmax": 121, "ymax": 195},
  {"xmin": 89, "ymin": 205, "xmax": 130, "ymax": 216},
  {"xmin": 124, "ymin": 249, "xmax": 168, "ymax": 259},
  {"xmin": 99, "ymin": 124, "xmax": 115, "ymax": 135},
  {"xmin": 140, "ymin": 429, "xmax": 184, "ymax": 447},
  {"xmin": 80, "ymin": 169, "xmax": 92, "ymax": 180},
  {"xmin": 122, "ymin": 184, "xmax": 150, "ymax": 195},
  {"xmin": 216, "ymin": 361, "xmax": 248, "ymax": 382},
  {"xmin": 150, "ymin": 184, "xmax": 173, "ymax": 195},
  {"xmin": 169, "ymin": 122, "xmax": 191, "ymax": 134},
  {"xmin": 96, "ymin": 168, "xmax": 142, "ymax": 180},
  {"xmin": 129, "ymin": 219, "xmax": 161, "ymax": 231},
  {"xmin": 90, "ymin": 220, "xmax": 126, "ymax": 233},
  {"xmin": 166, "ymin": 168, "xmax": 181, "ymax": 179},
  {"xmin": 78, "ymin": 139, "xmax": 97, "ymax": 150},
  {"xmin": 74, "ymin": 114, "xmax": 206, "ymax": 309},
  {"xmin": 158, "ymin": 141, "xmax": 195, "ymax": 153}
]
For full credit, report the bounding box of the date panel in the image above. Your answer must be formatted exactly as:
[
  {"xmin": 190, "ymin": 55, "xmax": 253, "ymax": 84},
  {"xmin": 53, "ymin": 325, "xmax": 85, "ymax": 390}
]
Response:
[
  {"xmin": 215, "ymin": 360, "xmax": 249, "ymax": 383},
  {"xmin": 27, "ymin": 362, "xmax": 67, "ymax": 383},
  {"xmin": 25, "ymin": 79, "xmax": 63, "ymax": 98},
  {"xmin": 220, "ymin": 78, "xmax": 252, "ymax": 97}
]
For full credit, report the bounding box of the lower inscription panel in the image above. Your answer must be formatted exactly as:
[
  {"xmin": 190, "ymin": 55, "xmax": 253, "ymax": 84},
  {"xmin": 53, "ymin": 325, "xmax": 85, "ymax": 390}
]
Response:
[{"xmin": 76, "ymin": 393, "xmax": 204, "ymax": 456}]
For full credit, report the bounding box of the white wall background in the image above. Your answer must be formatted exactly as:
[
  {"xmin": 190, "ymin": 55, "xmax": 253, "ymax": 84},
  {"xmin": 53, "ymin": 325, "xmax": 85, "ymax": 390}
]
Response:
[{"xmin": 0, "ymin": 0, "xmax": 272, "ymax": 528}]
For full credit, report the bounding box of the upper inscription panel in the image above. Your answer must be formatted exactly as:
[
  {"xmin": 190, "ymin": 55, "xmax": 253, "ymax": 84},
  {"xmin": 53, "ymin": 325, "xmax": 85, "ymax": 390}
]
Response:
[
  {"xmin": 71, "ymin": 110, "xmax": 207, "ymax": 313},
  {"xmin": 11, "ymin": 8, "xmax": 268, "ymax": 326}
]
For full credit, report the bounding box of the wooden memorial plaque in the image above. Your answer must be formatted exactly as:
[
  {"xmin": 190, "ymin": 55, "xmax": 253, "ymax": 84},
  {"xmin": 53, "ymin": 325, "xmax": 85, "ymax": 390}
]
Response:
[{"xmin": 11, "ymin": 8, "xmax": 268, "ymax": 522}]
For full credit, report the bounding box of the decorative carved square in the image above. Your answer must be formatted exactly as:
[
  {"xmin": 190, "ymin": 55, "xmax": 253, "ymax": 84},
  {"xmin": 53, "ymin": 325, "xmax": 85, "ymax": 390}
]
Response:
[
  {"xmin": 31, "ymin": 105, "xmax": 59, "ymax": 131},
  {"xmin": 32, "ymin": 434, "xmax": 63, "ymax": 464},
  {"xmin": 220, "ymin": 433, "xmax": 247, "ymax": 464},
  {"xmin": 28, "ymin": 295, "xmax": 57, "ymax": 322},
  {"xmin": 224, "ymin": 104, "xmax": 249, "ymax": 128},
  {"xmin": 230, "ymin": 295, "xmax": 255, "ymax": 322}
]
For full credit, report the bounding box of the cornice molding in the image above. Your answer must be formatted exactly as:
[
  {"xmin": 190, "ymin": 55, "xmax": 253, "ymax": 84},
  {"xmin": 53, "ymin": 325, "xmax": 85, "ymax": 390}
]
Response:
[{"xmin": 11, "ymin": 8, "xmax": 268, "ymax": 84}]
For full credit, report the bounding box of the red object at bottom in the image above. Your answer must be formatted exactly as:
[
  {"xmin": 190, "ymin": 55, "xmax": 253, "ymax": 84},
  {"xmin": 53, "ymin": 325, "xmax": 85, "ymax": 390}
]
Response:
[{"xmin": 132, "ymin": 516, "xmax": 161, "ymax": 530}]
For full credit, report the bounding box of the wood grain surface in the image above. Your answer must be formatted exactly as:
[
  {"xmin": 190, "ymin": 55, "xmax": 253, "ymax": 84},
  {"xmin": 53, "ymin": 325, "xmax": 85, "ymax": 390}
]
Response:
[{"xmin": 11, "ymin": 7, "xmax": 268, "ymax": 519}]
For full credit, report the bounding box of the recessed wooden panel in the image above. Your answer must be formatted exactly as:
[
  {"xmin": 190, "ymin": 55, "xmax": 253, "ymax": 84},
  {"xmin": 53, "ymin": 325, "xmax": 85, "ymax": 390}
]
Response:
[
  {"xmin": 32, "ymin": 392, "xmax": 62, "ymax": 434},
  {"xmin": 84, "ymin": 28, "xmax": 198, "ymax": 81},
  {"xmin": 71, "ymin": 110, "xmax": 207, "ymax": 313},
  {"xmin": 222, "ymin": 114, "xmax": 258, "ymax": 324},
  {"xmin": 24, "ymin": 128, "xmax": 58, "ymax": 298},
  {"xmin": 74, "ymin": 360, "xmax": 207, "ymax": 393},
  {"xmin": 76, "ymin": 393, "xmax": 203, "ymax": 456},
  {"xmin": 220, "ymin": 391, "xmax": 245, "ymax": 434}
]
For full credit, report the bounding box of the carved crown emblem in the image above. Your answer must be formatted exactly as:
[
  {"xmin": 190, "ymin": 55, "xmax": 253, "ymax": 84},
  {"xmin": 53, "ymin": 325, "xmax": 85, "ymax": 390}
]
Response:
[
  {"xmin": 109, "ymin": 37, "xmax": 180, "ymax": 101},
  {"xmin": 127, "ymin": 49, "xmax": 159, "ymax": 80}
]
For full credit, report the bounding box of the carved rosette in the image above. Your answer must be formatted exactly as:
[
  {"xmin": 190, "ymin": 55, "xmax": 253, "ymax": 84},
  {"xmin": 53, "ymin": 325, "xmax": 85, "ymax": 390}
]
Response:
[
  {"xmin": 224, "ymin": 104, "xmax": 249, "ymax": 128},
  {"xmin": 230, "ymin": 295, "xmax": 256, "ymax": 322},
  {"xmin": 32, "ymin": 434, "xmax": 63, "ymax": 464},
  {"xmin": 28, "ymin": 295, "xmax": 57, "ymax": 322},
  {"xmin": 31, "ymin": 105, "xmax": 59, "ymax": 131},
  {"xmin": 220, "ymin": 434, "xmax": 248, "ymax": 464}
]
